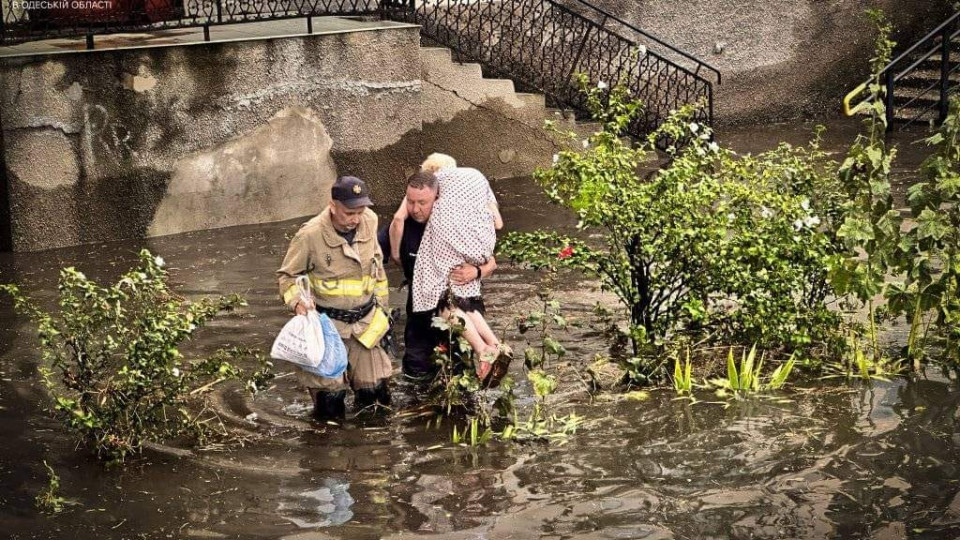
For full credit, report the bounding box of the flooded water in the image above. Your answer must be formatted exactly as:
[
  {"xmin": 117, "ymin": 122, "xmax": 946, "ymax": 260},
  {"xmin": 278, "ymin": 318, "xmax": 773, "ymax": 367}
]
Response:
[{"xmin": 3, "ymin": 118, "xmax": 960, "ymax": 539}]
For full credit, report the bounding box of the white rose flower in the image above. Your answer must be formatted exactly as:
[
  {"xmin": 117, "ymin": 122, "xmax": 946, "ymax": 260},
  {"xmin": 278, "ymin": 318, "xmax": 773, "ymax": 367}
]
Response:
[
  {"xmin": 597, "ymin": 80, "xmax": 608, "ymax": 90},
  {"xmin": 727, "ymin": 212, "xmax": 736, "ymax": 222},
  {"xmin": 155, "ymin": 256, "xmax": 165, "ymax": 268},
  {"xmin": 172, "ymin": 367, "xmax": 181, "ymax": 377},
  {"xmin": 793, "ymin": 219, "xmax": 804, "ymax": 231},
  {"xmin": 689, "ymin": 122, "xmax": 700, "ymax": 133},
  {"xmin": 582, "ymin": 140, "xmax": 589, "ymax": 149},
  {"xmin": 760, "ymin": 206, "xmax": 773, "ymax": 219},
  {"xmin": 800, "ymin": 198, "xmax": 810, "ymax": 211},
  {"xmin": 708, "ymin": 141, "xmax": 720, "ymax": 153},
  {"xmin": 804, "ymin": 215, "xmax": 821, "ymax": 228},
  {"xmin": 552, "ymin": 153, "xmax": 559, "ymax": 164}
]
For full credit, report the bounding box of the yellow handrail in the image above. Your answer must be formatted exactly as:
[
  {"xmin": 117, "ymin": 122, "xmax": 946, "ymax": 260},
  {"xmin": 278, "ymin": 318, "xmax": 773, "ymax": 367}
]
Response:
[{"xmin": 843, "ymin": 82, "xmax": 870, "ymax": 116}]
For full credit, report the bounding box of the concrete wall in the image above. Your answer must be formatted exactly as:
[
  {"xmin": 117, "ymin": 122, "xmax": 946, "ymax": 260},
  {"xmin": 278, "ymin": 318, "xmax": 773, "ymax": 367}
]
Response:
[
  {"xmin": 590, "ymin": 0, "xmax": 950, "ymax": 125},
  {"xmin": 0, "ymin": 26, "xmax": 423, "ymax": 251}
]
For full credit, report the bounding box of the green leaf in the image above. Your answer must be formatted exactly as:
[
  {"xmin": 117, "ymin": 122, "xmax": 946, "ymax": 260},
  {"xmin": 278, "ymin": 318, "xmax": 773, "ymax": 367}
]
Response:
[
  {"xmin": 726, "ymin": 349, "xmax": 739, "ymax": 390},
  {"xmin": 527, "ymin": 370, "xmax": 557, "ymax": 398},
  {"xmin": 916, "ymin": 208, "xmax": 950, "ymax": 241},
  {"xmin": 837, "ymin": 216, "xmax": 875, "ymax": 243},
  {"xmin": 542, "ymin": 337, "xmax": 566, "ymax": 357},
  {"xmin": 524, "ymin": 347, "xmax": 543, "ymax": 369}
]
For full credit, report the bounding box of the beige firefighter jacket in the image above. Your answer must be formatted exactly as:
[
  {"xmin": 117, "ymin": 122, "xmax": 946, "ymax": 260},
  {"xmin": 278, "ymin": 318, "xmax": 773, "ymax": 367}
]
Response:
[{"xmin": 276, "ymin": 208, "xmax": 389, "ymax": 340}]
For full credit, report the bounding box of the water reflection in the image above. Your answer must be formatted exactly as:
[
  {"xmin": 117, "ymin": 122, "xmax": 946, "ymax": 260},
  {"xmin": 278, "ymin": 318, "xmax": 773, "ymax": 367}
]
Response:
[{"xmin": 277, "ymin": 478, "xmax": 355, "ymax": 529}]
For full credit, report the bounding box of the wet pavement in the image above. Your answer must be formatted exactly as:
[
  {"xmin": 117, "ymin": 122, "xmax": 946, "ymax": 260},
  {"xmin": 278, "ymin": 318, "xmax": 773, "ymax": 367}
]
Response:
[{"xmin": 2, "ymin": 118, "xmax": 960, "ymax": 539}]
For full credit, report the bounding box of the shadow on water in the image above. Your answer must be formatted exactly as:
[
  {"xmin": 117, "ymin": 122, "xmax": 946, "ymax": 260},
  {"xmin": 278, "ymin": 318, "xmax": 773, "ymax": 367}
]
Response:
[{"xmin": 2, "ymin": 118, "xmax": 960, "ymax": 538}]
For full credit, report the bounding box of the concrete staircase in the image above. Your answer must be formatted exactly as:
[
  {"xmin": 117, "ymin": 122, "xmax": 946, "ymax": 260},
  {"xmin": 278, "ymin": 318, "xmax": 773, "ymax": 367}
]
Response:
[
  {"xmin": 419, "ymin": 46, "xmax": 601, "ymax": 141},
  {"xmin": 892, "ymin": 43, "xmax": 960, "ymax": 126}
]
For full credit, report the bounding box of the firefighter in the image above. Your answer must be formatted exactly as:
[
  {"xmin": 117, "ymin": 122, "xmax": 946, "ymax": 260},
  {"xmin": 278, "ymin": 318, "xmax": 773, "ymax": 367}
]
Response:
[{"xmin": 276, "ymin": 176, "xmax": 392, "ymax": 420}]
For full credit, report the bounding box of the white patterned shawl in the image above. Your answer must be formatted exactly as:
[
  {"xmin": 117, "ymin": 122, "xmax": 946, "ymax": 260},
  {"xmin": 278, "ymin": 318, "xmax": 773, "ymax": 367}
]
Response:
[{"xmin": 412, "ymin": 167, "xmax": 498, "ymax": 312}]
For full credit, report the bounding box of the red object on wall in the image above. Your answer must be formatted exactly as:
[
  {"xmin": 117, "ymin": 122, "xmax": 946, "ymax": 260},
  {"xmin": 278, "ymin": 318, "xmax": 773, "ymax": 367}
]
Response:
[{"xmin": 28, "ymin": 0, "xmax": 178, "ymax": 27}]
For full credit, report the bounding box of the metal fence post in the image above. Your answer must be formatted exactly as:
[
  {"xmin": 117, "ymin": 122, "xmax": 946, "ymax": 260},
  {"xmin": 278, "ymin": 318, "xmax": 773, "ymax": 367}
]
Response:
[
  {"xmin": 884, "ymin": 70, "xmax": 895, "ymax": 131},
  {"xmin": 940, "ymin": 22, "xmax": 953, "ymax": 123},
  {"xmin": 567, "ymin": 16, "xmax": 602, "ymax": 87}
]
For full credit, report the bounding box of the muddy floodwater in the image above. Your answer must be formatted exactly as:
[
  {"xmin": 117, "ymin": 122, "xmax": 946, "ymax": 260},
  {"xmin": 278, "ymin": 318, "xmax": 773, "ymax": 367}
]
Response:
[{"xmin": 2, "ymin": 119, "xmax": 960, "ymax": 539}]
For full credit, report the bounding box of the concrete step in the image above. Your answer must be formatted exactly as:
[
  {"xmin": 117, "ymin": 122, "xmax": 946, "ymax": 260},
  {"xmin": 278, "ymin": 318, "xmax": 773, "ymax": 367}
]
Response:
[
  {"xmin": 480, "ymin": 78, "xmax": 516, "ymax": 95},
  {"xmin": 514, "ymin": 92, "xmax": 545, "ymax": 108},
  {"xmin": 893, "ymin": 85, "xmax": 941, "ymax": 104},
  {"xmin": 451, "ymin": 61, "xmax": 484, "ymax": 79},
  {"xmin": 545, "ymin": 107, "xmax": 577, "ymax": 122},
  {"xmin": 894, "ymin": 105, "xmax": 938, "ymax": 124},
  {"xmin": 420, "ymin": 46, "xmax": 452, "ymax": 62},
  {"xmin": 897, "ymin": 69, "xmax": 960, "ymax": 87},
  {"xmin": 421, "ymin": 44, "xmax": 603, "ymax": 144}
]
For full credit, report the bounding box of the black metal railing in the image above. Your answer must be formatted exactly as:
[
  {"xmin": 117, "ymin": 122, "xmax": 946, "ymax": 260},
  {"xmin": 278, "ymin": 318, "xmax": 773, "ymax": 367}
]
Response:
[
  {"xmin": 2, "ymin": 0, "xmax": 719, "ymax": 139},
  {"xmin": 846, "ymin": 10, "xmax": 960, "ymax": 129},
  {"xmin": 0, "ymin": 0, "xmax": 381, "ymax": 46},
  {"xmin": 387, "ymin": 0, "xmax": 719, "ymax": 140}
]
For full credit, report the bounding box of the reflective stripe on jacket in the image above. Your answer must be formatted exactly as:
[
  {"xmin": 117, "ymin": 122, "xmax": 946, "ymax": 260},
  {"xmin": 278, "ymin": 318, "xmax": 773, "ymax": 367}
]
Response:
[{"xmin": 276, "ymin": 208, "xmax": 389, "ymax": 334}]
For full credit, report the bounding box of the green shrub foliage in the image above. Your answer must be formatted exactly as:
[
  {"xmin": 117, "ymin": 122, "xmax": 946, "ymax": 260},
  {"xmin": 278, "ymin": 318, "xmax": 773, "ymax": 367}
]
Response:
[
  {"xmin": 1, "ymin": 250, "xmax": 273, "ymax": 462},
  {"xmin": 500, "ymin": 76, "xmax": 845, "ymax": 366}
]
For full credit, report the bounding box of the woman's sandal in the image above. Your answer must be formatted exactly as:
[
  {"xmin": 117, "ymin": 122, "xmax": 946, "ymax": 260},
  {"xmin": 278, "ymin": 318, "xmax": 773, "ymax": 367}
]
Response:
[
  {"xmin": 477, "ymin": 349, "xmax": 496, "ymax": 384},
  {"xmin": 481, "ymin": 344, "xmax": 513, "ymax": 389}
]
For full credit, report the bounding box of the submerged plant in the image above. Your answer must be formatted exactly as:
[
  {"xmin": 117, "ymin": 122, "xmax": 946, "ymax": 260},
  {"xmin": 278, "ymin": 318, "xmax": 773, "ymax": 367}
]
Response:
[
  {"xmin": 672, "ymin": 350, "xmax": 694, "ymax": 397},
  {"xmin": 822, "ymin": 334, "xmax": 904, "ymax": 381},
  {"xmin": 35, "ymin": 461, "xmax": 66, "ymax": 514},
  {"xmin": 1, "ymin": 250, "xmax": 274, "ymax": 463},
  {"xmin": 428, "ymin": 315, "xmax": 482, "ymax": 414},
  {"xmin": 709, "ymin": 345, "xmax": 796, "ymax": 398},
  {"xmin": 887, "ymin": 97, "xmax": 960, "ymax": 363},
  {"xmin": 451, "ymin": 416, "xmax": 494, "ymax": 447},
  {"xmin": 517, "ymin": 289, "xmax": 568, "ymax": 371},
  {"xmin": 830, "ymin": 10, "xmax": 901, "ymax": 363}
]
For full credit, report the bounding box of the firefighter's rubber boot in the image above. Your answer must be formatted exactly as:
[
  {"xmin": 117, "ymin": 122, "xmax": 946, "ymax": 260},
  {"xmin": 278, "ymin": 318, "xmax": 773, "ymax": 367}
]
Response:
[{"xmin": 312, "ymin": 389, "xmax": 346, "ymax": 422}]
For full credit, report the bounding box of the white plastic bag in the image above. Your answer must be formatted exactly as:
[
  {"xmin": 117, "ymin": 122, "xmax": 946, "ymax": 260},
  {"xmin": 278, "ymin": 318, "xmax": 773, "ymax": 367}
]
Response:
[{"xmin": 271, "ymin": 276, "xmax": 325, "ymax": 368}]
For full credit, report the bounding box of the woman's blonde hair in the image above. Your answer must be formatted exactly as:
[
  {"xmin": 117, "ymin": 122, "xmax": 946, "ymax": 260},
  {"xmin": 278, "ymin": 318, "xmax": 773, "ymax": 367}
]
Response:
[{"xmin": 420, "ymin": 153, "xmax": 457, "ymax": 173}]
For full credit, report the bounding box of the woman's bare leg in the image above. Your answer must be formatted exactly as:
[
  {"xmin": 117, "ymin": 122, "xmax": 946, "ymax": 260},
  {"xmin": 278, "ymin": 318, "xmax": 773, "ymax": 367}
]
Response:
[
  {"xmin": 443, "ymin": 308, "xmax": 497, "ymax": 377},
  {"xmin": 464, "ymin": 310, "xmax": 499, "ymax": 350}
]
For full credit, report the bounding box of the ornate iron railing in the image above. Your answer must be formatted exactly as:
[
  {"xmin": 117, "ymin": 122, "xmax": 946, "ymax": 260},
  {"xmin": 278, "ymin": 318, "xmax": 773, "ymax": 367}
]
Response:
[
  {"xmin": 387, "ymin": 0, "xmax": 720, "ymax": 139},
  {"xmin": 1, "ymin": 0, "xmax": 719, "ymax": 138},
  {"xmin": 0, "ymin": 0, "xmax": 381, "ymax": 45},
  {"xmin": 845, "ymin": 10, "xmax": 960, "ymax": 130}
]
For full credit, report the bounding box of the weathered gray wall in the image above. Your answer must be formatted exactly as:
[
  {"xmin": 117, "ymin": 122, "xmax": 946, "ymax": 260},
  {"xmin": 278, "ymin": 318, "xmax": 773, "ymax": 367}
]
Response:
[
  {"xmin": 592, "ymin": 0, "xmax": 950, "ymax": 124},
  {"xmin": 0, "ymin": 26, "xmax": 423, "ymax": 251}
]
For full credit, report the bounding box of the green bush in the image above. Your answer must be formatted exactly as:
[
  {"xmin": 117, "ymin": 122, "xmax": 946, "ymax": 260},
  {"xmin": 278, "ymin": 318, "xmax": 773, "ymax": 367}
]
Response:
[
  {"xmin": 1, "ymin": 250, "xmax": 273, "ymax": 463},
  {"xmin": 499, "ymin": 76, "xmax": 845, "ymax": 372},
  {"xmin": 889, "ymin": 97, "xmax": 960, "ymax": 360}
]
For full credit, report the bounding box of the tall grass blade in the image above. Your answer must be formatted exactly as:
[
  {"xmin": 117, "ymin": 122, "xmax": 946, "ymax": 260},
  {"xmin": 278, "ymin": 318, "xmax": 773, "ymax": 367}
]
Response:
[
  {"xmin": 727, "ymin": 348, "xmax": 739, "ymax": 390},
  {"xmin": 768, "ymin": 354, "xmax": 796, "ymax": 390}
]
